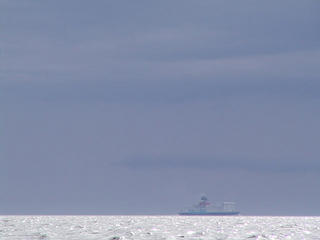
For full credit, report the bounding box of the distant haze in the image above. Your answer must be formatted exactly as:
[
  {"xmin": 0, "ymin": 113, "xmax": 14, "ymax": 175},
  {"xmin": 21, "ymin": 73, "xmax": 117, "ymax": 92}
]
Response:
[{"xmin": 1, "ymin": 0, "xmax": 320, "ymax": 215}]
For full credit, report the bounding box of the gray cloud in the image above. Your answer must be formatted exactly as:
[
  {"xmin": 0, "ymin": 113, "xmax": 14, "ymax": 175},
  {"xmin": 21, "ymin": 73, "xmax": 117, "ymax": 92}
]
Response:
[
  {"xmin": 2, "ymin": 71, "xmax": 320, "ymax": 105},
  {"xmin": 2, "ymin": 0, "xmax": 320, "ymax": 83},
  {"xmin": 118, "ymin": 155, "xmax": 320, "ymax": 173}
]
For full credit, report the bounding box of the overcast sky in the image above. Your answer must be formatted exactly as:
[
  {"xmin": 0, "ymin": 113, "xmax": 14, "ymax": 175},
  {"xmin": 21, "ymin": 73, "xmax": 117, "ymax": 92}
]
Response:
[{"xmin": 1, "ymin": 0, "xmax": 320, "ymax": 215}]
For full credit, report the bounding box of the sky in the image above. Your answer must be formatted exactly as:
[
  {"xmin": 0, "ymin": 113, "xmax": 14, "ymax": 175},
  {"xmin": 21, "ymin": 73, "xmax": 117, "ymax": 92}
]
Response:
[{"xmin": 1, "ymin": 0, "xmax": 320, "ymax": 215}]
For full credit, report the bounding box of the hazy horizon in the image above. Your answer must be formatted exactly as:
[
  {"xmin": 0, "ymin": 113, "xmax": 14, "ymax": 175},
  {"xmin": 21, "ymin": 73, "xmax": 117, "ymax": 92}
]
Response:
[{"xmin": 2, "ymin": 0, "xmax": 320, "ymax": 216}]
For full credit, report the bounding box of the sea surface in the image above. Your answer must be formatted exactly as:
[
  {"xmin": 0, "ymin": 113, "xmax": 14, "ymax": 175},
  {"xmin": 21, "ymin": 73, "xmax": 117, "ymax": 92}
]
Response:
[{"xmin": 0, "ymin": 216, "xmax": 319, "ymax": 240}]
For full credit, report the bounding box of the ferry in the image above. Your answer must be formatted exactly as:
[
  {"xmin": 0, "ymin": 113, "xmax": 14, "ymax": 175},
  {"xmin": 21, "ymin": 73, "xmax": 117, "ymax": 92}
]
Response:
[{"xmin": 179, "ymin": 195, "xmax": 240, "ymax": 216}]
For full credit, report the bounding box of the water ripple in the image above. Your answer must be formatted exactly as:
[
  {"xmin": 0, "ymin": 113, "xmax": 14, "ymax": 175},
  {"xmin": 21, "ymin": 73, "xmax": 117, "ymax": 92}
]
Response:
[{"xmin": 0, "ymin": 216, "xmax": 319, "ymax": 240}]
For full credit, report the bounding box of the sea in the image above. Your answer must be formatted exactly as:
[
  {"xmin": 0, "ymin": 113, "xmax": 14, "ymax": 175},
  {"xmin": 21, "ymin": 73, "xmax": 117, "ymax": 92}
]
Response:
[{"xmin": 0, "ymin": 215, "xmax": 319, "ymax": 240}]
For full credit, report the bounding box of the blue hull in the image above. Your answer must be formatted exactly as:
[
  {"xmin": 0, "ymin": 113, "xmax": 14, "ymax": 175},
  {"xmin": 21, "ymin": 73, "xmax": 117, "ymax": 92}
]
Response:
[{"xmin": 179, "ymin": 211, "xmax": 240, "ymax": 216}]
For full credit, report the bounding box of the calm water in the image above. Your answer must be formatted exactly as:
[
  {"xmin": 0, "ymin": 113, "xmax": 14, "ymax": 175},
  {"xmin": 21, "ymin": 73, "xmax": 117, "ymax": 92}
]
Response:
[{"xmin": 0, "ymin": 216, "xmax": 319, "ymax": 240}]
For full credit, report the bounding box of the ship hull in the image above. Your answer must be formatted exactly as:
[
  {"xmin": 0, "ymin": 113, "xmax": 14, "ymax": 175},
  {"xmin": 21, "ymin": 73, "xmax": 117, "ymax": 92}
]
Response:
[{"xmin": 179, "ymin": 211, "xmax": 240, "ymax": 216}]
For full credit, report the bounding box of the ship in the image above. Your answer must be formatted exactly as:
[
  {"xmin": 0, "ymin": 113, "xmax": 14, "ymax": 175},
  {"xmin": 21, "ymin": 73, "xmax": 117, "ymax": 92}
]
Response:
[{"xmin": 179, "ymin": 195, "xmax": 240, "ymax": 216}]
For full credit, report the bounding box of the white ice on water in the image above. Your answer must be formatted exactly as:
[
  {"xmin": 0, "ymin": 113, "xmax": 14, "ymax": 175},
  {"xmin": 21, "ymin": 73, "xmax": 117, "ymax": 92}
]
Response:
[{"xmin": 0, "ymin": 216, "xmax": 320, "ymax": 240}]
